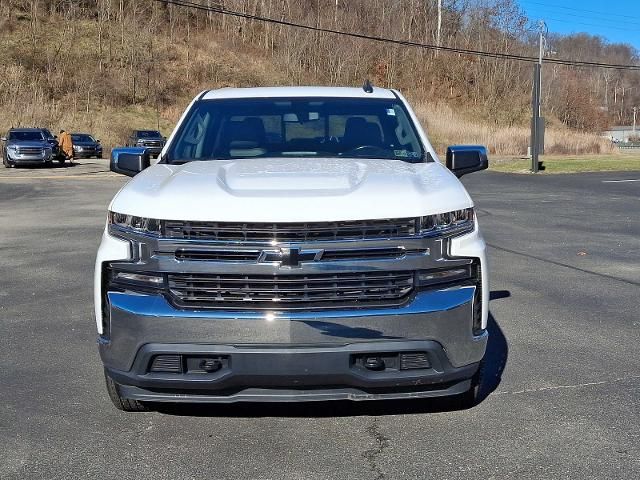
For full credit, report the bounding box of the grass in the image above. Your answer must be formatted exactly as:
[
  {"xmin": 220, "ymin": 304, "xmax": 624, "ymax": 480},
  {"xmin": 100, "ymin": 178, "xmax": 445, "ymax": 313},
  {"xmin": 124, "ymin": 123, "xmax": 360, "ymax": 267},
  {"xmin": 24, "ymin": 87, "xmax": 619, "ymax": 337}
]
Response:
[
  {"xmin": 412, "ymin": 101, "xmax": 614, "ymax": 156},
  {"xmin": 490, "ymin": 152, "xmax": 640, "ymax": 174}
]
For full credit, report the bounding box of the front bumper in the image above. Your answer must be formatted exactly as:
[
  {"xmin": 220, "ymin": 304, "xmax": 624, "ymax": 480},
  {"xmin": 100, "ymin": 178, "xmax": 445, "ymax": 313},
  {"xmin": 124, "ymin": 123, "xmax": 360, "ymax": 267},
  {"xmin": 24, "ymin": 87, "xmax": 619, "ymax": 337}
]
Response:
[
  {"xmin": 107, "ymin": 341, "xmax": 479, "ymax": 403},
  {"xmin": 7, "ymin": 152, "xmax": 52, "ymax": 164},
  {"xmin": 100, "ymin": 287, "xmax": 487, "ymax": 402},
  {"xmin": 74, "ymin": 149, "xmax": 102, "ymax": 158}
]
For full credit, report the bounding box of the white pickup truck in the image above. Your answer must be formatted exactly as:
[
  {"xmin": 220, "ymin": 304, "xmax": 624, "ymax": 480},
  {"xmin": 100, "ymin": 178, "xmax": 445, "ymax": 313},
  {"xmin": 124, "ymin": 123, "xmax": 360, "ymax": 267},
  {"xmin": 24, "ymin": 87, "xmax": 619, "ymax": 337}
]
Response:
[{"xmin": 95, "ymin": 85, "xmax": 489, "ymax": 411}]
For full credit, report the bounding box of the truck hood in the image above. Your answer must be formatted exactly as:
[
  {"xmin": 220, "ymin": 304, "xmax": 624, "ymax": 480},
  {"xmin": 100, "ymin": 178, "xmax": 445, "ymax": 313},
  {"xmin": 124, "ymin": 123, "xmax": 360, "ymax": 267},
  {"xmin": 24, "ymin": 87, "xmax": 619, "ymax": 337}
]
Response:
[{"xmin": 109, "ymin": 158, "xmax": 474, "ymax": 222}]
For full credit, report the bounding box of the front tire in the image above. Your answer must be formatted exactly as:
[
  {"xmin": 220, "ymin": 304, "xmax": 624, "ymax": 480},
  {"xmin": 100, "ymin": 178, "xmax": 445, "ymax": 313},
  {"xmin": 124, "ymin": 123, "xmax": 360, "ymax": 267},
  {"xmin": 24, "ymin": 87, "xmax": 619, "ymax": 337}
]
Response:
[{"xmin": 104, "ymin": 369, "xmax": 149, "ymax": 412}]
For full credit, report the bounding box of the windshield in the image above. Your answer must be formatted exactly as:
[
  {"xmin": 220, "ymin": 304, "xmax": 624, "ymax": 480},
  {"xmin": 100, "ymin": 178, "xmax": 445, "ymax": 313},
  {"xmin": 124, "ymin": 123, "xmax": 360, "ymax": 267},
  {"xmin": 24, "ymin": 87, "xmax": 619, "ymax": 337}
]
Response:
[
  {"xmin": 8, "ymin": 131, "xmax": 44, "ymax": 141},
  {"xmin": 166, "ymin": 97, "xmax": 425, "ymax": 163},
  {"xmin": 138, "ymin": 130, "xmax": 162, "ymax": 138},
  {"xmin": 72, "ymin": 134, "xmax": 95, "ymax": 142}
]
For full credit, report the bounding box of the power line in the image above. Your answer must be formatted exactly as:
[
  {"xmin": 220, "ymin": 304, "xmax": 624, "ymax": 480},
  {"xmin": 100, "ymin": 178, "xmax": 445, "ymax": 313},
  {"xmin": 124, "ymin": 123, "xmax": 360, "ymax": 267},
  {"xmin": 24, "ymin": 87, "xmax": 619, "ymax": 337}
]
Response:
[
  {"xmin": 525, "ymin": 7, "xmax": 640, "ymax": 29},
  {"xmin": 520, "ymin": 0, "xmax": 640, "ymax": 21},
  {"xmin": 543, "ymin": 17, "xmax": 640, "ymax": 33},
  {"xmin": 154, "ymin": 0, "xmax": 640, "ymax": 71},
  {"xmin": 522, "ymin": 7, "xmax": 640, "ymax": 30}
]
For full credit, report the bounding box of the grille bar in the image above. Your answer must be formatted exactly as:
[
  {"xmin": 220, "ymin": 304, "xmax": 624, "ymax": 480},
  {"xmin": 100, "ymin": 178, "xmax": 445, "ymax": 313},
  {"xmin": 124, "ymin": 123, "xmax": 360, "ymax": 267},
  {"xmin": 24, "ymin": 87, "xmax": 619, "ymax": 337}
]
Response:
[
  {"xmin": 173, "ymin": 247, "xmax": 423, "ymax": 263},
  {"xmin": 175, "ymin": 250, "xmax": 261, "ymax": 262},
  {"xmin": 16, "ymin": 147, "xmax": 43, "ymax": 155},
  {"xmin": 164, "ymin": 219, "xmax": 418, "ymax": 243},
  {"xmin": 167, "ymin": 271, "xmax": 414, "ymax": 309}
]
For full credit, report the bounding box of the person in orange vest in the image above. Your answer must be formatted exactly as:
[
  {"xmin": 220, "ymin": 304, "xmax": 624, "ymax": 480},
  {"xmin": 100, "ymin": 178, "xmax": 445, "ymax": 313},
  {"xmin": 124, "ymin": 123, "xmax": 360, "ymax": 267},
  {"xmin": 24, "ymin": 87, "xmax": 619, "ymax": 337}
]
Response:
[{"xmin": 59, "ymin": 129, "xmax": 74, "ymax": 164}]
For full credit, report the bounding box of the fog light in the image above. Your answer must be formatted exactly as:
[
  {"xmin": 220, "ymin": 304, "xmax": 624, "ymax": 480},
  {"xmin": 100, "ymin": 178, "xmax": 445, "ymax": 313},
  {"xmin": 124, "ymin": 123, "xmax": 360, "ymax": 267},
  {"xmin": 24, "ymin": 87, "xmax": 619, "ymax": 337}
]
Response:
[
  {"xmin": 364, "ymin": 356, "xmax": 385, "ymax": 371},
  {"xmin": 199, "ymin": 359, "xmax": 223, "ymax": 373}
]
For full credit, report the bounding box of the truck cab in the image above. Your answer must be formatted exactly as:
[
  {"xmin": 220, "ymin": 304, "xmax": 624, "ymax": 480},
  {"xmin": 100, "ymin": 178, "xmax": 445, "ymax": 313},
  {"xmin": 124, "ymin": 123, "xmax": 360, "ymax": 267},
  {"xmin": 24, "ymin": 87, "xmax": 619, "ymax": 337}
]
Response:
[{"xmin": 96, "ymin": 86, "xmax": 489, "ymax": 411}]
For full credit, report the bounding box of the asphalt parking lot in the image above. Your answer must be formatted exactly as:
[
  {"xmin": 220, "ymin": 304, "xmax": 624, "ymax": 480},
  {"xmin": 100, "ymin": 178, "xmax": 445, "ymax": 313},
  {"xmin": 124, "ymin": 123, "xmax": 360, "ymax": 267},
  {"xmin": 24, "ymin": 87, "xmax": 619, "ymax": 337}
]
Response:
[{"xmin": 1, "ymin": 162, "xmax": 639, "ymax": 479}]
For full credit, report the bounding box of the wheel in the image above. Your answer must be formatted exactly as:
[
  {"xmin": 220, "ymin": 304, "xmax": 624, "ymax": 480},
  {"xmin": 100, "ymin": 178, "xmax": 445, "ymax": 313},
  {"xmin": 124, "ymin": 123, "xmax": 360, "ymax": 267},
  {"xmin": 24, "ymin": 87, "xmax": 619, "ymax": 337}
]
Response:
[
  {"xmin": 104, "ymin": 369, "xmax": 149, "ymax": 412},
  {"xmin": 455, "ymin": 359, "xmax": 485, "ymax": 409}
]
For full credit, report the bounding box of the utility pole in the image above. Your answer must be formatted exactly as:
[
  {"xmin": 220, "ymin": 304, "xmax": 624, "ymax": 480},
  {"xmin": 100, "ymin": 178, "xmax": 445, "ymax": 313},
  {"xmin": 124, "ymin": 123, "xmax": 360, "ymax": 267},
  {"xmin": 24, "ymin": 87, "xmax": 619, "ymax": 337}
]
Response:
[
  {"xmin": 530, "ymin": 20, "xmax": 546, "ymax": 173},
  {"xmin": 633, "ymin": 106, "xmax": 637, "ymax": 137},
  {"xmin": 436, "ymin": 0, "xmax": 442, "ymax": 54}
]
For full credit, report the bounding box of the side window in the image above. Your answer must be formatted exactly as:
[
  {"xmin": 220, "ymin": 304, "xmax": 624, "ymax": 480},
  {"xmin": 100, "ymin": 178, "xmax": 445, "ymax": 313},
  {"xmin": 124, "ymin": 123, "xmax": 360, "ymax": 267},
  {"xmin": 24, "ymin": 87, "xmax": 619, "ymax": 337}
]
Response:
[{"xmin": 285, "ymin": 116, "xmax": 324, "ymax": 142}]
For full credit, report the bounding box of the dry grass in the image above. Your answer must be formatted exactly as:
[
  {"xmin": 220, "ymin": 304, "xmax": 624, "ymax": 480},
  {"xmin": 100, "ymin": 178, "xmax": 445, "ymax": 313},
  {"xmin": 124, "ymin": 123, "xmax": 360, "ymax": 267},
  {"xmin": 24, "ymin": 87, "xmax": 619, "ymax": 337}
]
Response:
[{"xmin": 413, "ymin": 102, "xmax": 614, "ymax": 156}]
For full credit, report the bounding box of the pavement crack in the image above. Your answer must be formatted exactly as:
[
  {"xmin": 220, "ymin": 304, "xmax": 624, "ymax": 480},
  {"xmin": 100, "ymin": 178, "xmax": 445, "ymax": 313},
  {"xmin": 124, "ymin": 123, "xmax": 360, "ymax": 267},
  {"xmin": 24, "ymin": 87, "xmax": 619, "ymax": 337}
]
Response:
[
  {"xmin": 495, "ymin": 374, "xmax": 640, "ymax": 396},
  {"xmin": 362, "ymin": 419, "xmax": 390, "ymax": 480},
  {"xmin": 487, "ymin": 243, "xmax": 640, "ymax": 287}
]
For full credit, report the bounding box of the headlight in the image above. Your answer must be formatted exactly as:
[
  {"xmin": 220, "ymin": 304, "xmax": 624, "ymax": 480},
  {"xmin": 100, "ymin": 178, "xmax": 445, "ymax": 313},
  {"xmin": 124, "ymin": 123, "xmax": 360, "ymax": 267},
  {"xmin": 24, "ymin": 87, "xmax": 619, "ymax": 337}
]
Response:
[
  {"xmin": 7, "ymin": 145, "xmax": 17, "ymax": 151},
  {"xmin": 75, "ymin": 146, "xmax": 83, "ymax": 151},
  {"xmin": 108, "ymin": 211, "xmax": 161, "ymax": 236},
  {"xmin": 419, "ymin": 208, "xmax": 474, "ymax": 237}
]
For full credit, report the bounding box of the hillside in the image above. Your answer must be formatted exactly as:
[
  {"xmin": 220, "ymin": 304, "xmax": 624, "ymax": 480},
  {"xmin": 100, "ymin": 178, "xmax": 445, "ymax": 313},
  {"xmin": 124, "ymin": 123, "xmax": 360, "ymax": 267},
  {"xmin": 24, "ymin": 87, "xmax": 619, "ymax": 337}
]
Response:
[{"xmin": 1, "ymin": 0, "xmax": 636, "ymax": 155}]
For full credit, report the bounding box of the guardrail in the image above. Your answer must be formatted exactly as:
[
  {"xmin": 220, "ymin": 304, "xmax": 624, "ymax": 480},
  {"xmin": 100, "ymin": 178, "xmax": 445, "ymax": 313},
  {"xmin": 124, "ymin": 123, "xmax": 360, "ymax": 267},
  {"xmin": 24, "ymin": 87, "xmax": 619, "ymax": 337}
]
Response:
[{"xmin": 615, "ymin": 143, "xmax": 640, "ymax": 150}]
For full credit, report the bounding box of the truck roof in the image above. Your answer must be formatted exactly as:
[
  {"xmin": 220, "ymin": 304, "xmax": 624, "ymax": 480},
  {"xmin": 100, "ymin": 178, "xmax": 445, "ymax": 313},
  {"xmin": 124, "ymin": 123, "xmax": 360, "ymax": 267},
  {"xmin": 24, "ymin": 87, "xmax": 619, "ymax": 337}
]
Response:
[{"xmin": 201, "ymin": 86, "xmax": 397, "ymax": 101}]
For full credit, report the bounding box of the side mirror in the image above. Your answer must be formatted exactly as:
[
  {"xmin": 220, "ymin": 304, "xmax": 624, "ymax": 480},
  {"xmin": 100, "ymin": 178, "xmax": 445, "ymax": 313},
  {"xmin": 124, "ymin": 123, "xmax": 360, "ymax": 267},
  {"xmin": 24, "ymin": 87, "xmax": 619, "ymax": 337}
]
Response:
[
  {"xmin": 54, "ymin": 135, "xmax": 58, "ymax": 139},
  {"xmin": 110, "ymin": 147, "xmax": 150, "ymax": 177},
  {"xmin": 96, "ymin": 139, "xmax": 101, "ymax": 143},
  {"xmin": 1, "ymin": 137, "xmax": 6, "ymax": 142},
  {"xmin": 446, "ymin": 145, "xmax": 489, "ymax": 178}
]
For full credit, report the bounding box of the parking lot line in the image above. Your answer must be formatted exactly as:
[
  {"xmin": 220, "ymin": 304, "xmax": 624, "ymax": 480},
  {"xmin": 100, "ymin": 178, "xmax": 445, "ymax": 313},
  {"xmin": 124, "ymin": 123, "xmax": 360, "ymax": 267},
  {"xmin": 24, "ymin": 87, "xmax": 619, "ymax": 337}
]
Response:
[
  {"xmin": 0, "ymin": 173, "xmax": 116, "ymax": 180},
  {"xmin": 602, "ymin": 179, "xmax": 640, "ymax": 183}
]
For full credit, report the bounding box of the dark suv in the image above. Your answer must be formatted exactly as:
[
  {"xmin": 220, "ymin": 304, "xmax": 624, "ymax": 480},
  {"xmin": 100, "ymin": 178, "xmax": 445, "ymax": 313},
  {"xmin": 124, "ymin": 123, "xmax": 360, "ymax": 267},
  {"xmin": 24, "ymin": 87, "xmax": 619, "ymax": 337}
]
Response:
[
  {"xmin": 126, "ymin": 130, "xmax": 165, "ymax": 158},
  {"xmin": 2, "ymin": 128, "xmax": 54, "ymax": 167},
  {"xmin": 71, "ymin": 133, "xmax": 103, "ymax": 159}
]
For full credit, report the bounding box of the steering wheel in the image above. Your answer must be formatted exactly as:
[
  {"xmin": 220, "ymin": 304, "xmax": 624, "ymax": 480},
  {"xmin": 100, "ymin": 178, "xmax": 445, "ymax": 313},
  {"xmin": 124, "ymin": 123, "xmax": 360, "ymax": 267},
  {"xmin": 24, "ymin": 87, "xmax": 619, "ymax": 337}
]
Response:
[
  {"xmin": 342, "ymin": 145, "xmax": 385, "ymax": 155},
  {"xmin": 320, "ymin": 136, "xmax": 339, "ymax": 144}
]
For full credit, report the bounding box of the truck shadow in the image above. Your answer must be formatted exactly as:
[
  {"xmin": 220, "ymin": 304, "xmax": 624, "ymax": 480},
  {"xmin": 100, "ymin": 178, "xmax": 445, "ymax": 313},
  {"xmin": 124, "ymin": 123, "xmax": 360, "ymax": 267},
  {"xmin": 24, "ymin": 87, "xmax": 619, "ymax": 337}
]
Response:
[{"xmin": 153, "ymin": 294, "xmax": 509, "ymax": 418}]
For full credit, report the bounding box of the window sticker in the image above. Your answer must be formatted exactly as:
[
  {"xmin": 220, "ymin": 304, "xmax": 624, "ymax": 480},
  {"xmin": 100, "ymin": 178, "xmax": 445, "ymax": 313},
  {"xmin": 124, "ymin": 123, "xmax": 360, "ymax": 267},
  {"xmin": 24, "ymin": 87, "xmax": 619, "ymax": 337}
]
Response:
[
  {"xmin": 394, "ymin": 150, "xmax": 421, "ymax": 158},
  {"xmin": 386, "ymin": 108, "xmax": 396, "ymax": 116}
]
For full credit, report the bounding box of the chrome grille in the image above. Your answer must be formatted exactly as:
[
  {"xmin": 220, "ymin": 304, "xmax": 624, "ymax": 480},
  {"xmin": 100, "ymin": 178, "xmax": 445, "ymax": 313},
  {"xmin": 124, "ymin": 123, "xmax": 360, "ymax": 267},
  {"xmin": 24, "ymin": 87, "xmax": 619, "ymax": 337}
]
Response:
[
  {"xmin": 167, "ymin": 271, "xmax": 415, "ymax": 309},
  {"xmin": 175, "ymin": 249, "xmax": 261, "ymax": 262},
  {"xmin": 17, "ymin": 147, "xmax": 43, "ymax": 155},
  {"xmin": 172, "ymin": 247, "xmax": 422, "ymax": 262},
  {"xmin": 164, "ymin": 219, "xmax": 418, "ymax": 243}
]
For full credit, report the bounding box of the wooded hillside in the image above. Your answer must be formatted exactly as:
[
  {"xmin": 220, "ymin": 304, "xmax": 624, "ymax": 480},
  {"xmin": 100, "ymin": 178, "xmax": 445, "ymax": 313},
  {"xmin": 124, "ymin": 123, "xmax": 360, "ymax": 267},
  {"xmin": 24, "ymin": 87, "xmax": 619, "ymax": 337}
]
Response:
[{"xmin": 1, "ymin": 0, "xmax": 638, "ymax": 154}]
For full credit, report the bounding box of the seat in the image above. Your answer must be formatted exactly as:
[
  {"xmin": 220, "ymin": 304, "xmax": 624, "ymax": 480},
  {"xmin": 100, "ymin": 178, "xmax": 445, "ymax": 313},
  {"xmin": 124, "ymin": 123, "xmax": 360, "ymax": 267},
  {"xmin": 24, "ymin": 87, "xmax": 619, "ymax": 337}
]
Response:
[
  {"xmin": 224, "ymin": 118, "xmax": 265, "ymax": 147},
  {"xmin": 342, "ymin": 118, "xmax": 383, "ymax": 149}
]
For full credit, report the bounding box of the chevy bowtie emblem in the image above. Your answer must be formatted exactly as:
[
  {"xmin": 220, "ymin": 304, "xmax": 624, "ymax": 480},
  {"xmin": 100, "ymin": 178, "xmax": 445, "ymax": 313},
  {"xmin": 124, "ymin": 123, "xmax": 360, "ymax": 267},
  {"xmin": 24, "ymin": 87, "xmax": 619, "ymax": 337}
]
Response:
[{"xmin": 258, "ymin": 247, "xmax": 324, "ymax": 268}]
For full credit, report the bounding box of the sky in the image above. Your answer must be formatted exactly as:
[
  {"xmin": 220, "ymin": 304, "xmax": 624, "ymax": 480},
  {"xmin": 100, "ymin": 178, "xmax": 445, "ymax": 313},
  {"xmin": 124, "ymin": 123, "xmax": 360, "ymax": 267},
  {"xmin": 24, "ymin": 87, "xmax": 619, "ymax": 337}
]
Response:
[{"xmin": 517, "ymin": 0, "xmax": 640, "ymax": 51}]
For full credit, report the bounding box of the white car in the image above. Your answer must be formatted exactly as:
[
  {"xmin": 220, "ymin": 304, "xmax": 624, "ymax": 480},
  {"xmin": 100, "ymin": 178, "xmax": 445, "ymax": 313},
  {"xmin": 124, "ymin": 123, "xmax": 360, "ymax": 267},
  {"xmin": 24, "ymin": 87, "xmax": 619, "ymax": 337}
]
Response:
[{"xmin": 95, "ymin": 85, "xmax": 489, "ymax": 411}]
